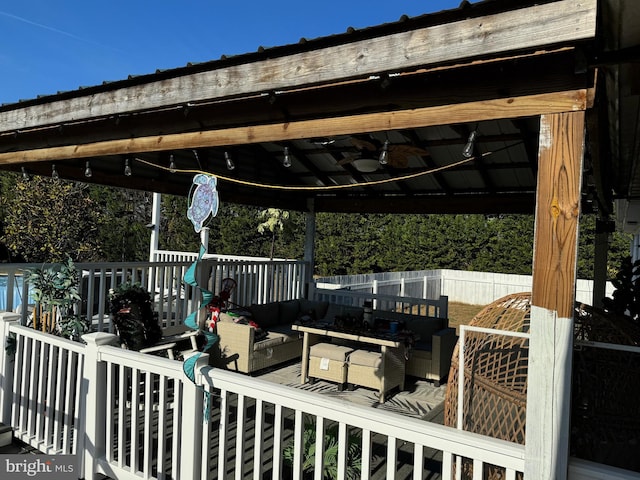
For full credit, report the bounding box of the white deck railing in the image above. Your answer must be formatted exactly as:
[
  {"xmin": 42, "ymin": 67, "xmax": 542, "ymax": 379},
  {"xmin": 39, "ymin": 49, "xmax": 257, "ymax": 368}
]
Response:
[
  {"xmin": 1, "ymin": 312, "xmax": 637, "ymax": 479},
  {"xmin": 1, "ymin": 257, "xmax": 309, "ymax": 332},
  {"xmin": 312, "ymin": 287, "xmax": 449, "ymax": 319}
]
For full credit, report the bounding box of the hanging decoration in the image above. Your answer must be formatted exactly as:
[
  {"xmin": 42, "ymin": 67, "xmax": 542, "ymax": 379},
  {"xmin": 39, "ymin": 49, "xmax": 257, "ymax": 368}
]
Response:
[
  {"xmin": 182, "ymin": 173, "xmax": 221, "ymax": 391},
  {"xmin": 187, "ymin": 174, "xmax": 219, "ymax": 233},
  {"xmin": 182, "ymin": 244, "xmax": 216, "ymax": 384}
]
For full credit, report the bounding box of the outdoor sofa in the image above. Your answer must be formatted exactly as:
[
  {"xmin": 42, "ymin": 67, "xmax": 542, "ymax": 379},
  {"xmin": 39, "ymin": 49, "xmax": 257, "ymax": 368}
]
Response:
[{"xmin": 213, "ymin": 298, "xmax": 456, "ymax": 383}]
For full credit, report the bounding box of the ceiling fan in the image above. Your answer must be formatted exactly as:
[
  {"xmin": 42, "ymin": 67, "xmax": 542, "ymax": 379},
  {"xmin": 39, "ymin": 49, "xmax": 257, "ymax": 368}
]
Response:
[{"xmin": 337, "ymin": 135, "xmax": 429, "ymax": 171}]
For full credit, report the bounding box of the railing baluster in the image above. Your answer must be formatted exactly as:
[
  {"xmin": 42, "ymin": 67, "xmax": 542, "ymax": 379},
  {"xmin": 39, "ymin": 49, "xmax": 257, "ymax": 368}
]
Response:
[
  {"xmin": 235, "ymin": 394, "xmax": 246, "ymax": 480},
  {"xmin": 117, "ymin": 363, "xmax": 126, "ymax": 469},
  {"xmin": 272, "ymin": 404, "xmax": 283, "ymax": 480},
  {"xmin": 361, "ymin": 428, "xmax": 372, "ymax": 480},
  {"xmin": 413, "ymin": 444, "xmax": 424, "ymax": 480},
  {"xmin": 35, "ymin": 340, "xmax": 47, "ymax": 446},
  {"xmin": 292, "ymin": 409, "xmax": 304, "ymax": 480},
  {"xmin": 472, "ymin": 458, "xmax": 483, "ymax": 480},
  {"xmin": 217, "ymin": 389, "xmax": 229, "ymax": 480},
  {"xmin": 44, "ymin": 344, "xmax": 56, "ymax": 448},
  {"xmin": 171, "ymin": 380, "xmax": 183, "ymax": 478},
  {"xmin": 130, "ymin": 368, "xmax": 140, "ymax": 474},
  {"xmin": 157, "ymin": 375, "xmax": 168, "ymax": 476},
  {"xmin": 314, "ymin": 416, "xmax": 324, "ymax": 480},
  {"xmin": 143, "ymin": 371, "xmax": 153, "ymax": 477},
  {"xmin": 53, "ymin": 348, "xmax": 67, "ymax": 452},
  {"xmin": 442, "ymin": 451, "xmax": 454, "ymax": 480},
  {"xmin": 27, "ymin": 338, "xmax": 38, "ymax": 440},
  {"xmin": 253, "ymin": 399, "xmax": 264, "ymax": 480},
  {"xmin": 385, "ymin": 435, "xmax": 397, "ymax": 479},
  {"xmin": 105, "ymin": 362, "xmax": 114, "ymax": 463},
  {"xmin": 71, "ymin": 352, "xmax": 84, "ymax": 455}
]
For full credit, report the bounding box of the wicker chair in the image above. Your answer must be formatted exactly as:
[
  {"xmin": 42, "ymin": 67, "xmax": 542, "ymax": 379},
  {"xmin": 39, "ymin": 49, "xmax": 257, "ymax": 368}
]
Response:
[
  {"xmin": 444, "ymin": 292, "xmax": 640, "ymax": 478},
  {"xmin": 443, "ymin": 293, "xmax": 530, "ymax": 479}
]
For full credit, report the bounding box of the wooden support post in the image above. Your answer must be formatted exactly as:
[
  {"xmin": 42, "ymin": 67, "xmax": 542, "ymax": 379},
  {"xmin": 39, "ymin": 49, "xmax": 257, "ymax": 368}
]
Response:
[
  {"xmin": 304, "ymin": 199, "xmax": 316, "ymax": 298},
  {"xmin": 592, "ymin": 222, "xmax": 609, "ymax": 307},
  {"xmin": 526, "ymin": 111, "xmax": 585, "ymax": 480}
]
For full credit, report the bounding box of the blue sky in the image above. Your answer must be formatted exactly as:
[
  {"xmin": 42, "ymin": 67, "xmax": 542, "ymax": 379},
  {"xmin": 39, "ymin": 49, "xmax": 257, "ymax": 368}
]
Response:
[{"xmin": 0, "ymin": 1, "xmax": 468, "ymax": 105}]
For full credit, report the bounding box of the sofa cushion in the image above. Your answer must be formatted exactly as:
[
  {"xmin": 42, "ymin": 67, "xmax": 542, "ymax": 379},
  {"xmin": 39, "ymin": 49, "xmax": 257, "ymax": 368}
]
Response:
[
  {"xmin": 253, "ymin": 335, "xmax": 284, "ymax": 351},
  {"xmin": 413, "ymin": 341, "xmax": 433, "ymax": 352},
  {"xmin": 405, "ymin": 317, "xmax": 445, "ymax": 340},
  {"xmin": 323, "ymin": 303, "xmax": 364, "ymax": 323},
  {"xmin": 248, "ymin": 302, "xmax": 281, "ymax": 328},
  {"xmin": 348, "ymin": 349, "xmax": 382, "ymax": 368},
  {"xmin": 299, "ymin": 299, "xmax": 329, "ymax": 320},
  {"xmin": 310, "ymin": 342, "xmax": 353, "ymax": 361},
  {"xmin": 268, "ymin": 323, "xmax": 297, "ymax": 337},
  {"xmin": 279, "ymin": 299, "xmax": 301, "ymax": 324},
  {"xmin": 409, "ymin": 347, "xmax": 432, "ymax": 361}
]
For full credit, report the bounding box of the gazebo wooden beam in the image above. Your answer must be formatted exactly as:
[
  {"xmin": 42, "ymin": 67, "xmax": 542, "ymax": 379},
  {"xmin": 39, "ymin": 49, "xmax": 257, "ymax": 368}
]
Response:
[
  {"xmin": 0, "ymin": 0, "xmax": 596, "ymax": 134},
  {"xmin": 0, "ymin": 89, "xmax": 588, "ymax": 165},
  {"xmin": 526, "ymin": 111, "xmax": 585, "ymax": 480}
]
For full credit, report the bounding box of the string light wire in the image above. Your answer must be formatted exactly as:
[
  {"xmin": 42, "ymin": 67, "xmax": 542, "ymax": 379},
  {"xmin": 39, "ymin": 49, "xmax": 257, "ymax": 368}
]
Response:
[{"xmin": 134, "ymin": 142, "xmax": 520, "ymax": 192}]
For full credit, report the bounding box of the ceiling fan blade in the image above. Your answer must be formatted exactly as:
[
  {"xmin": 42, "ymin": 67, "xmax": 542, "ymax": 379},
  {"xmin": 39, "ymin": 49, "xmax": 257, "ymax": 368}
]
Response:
[
  {"xmin": 387, "ymin": 144, "xmax": 429, "ymax": 168},
  {"xmin": 350, "ymin": 136, "xmax": 377, "ymax": 151}
]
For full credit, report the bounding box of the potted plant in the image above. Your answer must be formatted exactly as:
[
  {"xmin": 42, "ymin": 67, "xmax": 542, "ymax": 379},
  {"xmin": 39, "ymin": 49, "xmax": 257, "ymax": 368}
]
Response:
[
  {"xmin": 25, "ymin": 257, "xmax": 89, "ymax": 340},
  {"xmin": 283, "ymin": 419, "xmax": 362, "ymax": 480}
]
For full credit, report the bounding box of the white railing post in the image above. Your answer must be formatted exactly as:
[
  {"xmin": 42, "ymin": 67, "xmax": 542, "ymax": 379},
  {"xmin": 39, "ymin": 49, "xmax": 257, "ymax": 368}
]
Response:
[
  {"xmin": 180, "ymin": 353, "xmax": 209, "ymax": 480},
  {"xmin": 81, "ymin": 332, "xmax": 120, "ymax": 480},
  {"xmin": 149, "ymin": 192, "xmax": 162, "ymax": 263},
  {"xmin": 0, "ymin": 312, "xmax": 20, "ymax": 425},
  {"xmin": 200, "ymin": 227, "xmax": 210, "ymax": 254}
]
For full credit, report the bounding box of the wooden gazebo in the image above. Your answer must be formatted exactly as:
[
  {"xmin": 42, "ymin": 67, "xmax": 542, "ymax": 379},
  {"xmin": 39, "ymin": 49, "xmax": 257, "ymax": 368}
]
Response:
[{"xmin": 0, "ymin": 0, "xmax": 639, "ymax": 478}]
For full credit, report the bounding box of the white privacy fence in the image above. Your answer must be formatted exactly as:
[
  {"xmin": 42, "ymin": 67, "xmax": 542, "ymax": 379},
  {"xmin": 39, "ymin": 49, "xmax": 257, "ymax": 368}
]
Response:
[
  {"xmin": 318, "ymin": 268, "xmax": 615, "ymax": 306},
  {"xmin": 1, "ymin": 312, "xmax": 635, "ymax": 480}
]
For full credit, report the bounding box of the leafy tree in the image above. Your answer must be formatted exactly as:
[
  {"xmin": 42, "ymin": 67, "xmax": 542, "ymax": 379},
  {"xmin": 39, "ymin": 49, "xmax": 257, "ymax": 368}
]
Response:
[
  {"xmin": 1, "ymin": 176, "xmax": 103, "ymax": 263},
  {"xmin": 257, "ymin": 208, "xmax": 290, "ymax": 260},
  {"xmin": 88, "ymin": 186, "xmax": 153, "ymax": 262},
  {"xmin": 160, "ymin": 194, "xmax": 201, "ymax": 253}
]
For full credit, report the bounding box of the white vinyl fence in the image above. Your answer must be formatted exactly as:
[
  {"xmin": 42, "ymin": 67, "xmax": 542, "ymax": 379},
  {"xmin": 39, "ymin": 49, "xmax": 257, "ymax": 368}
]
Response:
[{"xmin": 317, "ymin": 268, "xmax": 615, "ymax": 306}]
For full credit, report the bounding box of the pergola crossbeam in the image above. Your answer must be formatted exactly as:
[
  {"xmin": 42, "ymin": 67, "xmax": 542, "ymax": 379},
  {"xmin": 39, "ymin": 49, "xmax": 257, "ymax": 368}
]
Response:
[{"xmin": 0, "ymin": 90, "xmax": 588, "ymax": 165}]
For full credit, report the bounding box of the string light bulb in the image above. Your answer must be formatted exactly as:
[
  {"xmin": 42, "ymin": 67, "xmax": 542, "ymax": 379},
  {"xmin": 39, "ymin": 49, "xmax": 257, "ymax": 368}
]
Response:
[
  {"xmin": 52, "ymin": 164, "xmax": 59, "ymax": 180},
  {"xmin": 21, "ymin": 167, "xmax": 30, "ymax": 180},
  {"xmin": 124, "ymin": 158, "xmax": 132, "ymax": 176},
  {"xmin": 462, "ymin": 130, "xmax": 478, "ymax": 158},
  {"xmin": 84, "ymin": 161, "xmax": 92, "ymax": 178},
  {"xmin": 378, "ymin": 139, "xmax": 389, "ymax": 165},
  {"xmin": 169, "ymin": 154, "xmax": 177, "ymax": 173},
  {"xmin": 283, "ymin": 146, "xmax": 292, "ymax": 168},
  {"xmin": 224, "ymin": 151, "xmax": 235, "ymax": 171}
]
